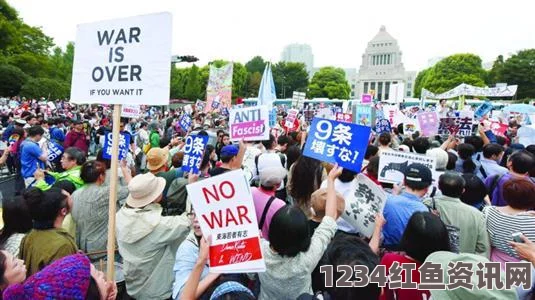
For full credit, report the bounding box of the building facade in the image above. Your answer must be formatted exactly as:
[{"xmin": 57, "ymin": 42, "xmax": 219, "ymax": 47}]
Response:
[
  {"xmin": 355, "ymin": 26, "xmax": 416, "ymax": 101},
  {"xmin": 281, "ymin": 43, "xmax": 314, "ymax": 74}
]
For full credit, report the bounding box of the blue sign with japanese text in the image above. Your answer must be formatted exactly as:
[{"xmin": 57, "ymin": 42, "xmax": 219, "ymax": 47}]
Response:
[
  {"xmin": 47, "ymin": 141, "xmax": 64, "ymax": 162},
  {"xmin": 474, "ymin": 101, "xmax": 493, "ymax": 119},
  {"xmin": 103, "ymin": 132, "xmax": 130, "ymax": 160},
  {"xmin": 375, "ymin": 118, "xmax": 392, "ymax": 134},
  {"xmin": 182, "ymin": 135, "xmax": 209, "ymax": 174},
  {"xmin": 179, "ymin": 113, "xmax": 192, "ymax": 132},
  {"xmin": 303, "ymin": 118, "xmax": 371, "ymax": 173}
]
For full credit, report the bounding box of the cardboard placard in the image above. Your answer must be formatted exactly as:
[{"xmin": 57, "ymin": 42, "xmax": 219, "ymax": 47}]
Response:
[
  {"xmin": 343, "ymin": 174, "xmax": 387, "ymax": 238},
  {"xmin": 70, "ymin": 13, "xmax": 172, "ymax": 105},
  {"xmin": 303, "ymin": 118, "xmax": 371, "ymax": 173},
  {"xmin": 229, "ymin": 106, "xmax": 269, "ymax": 141},
  {"xmin": 186, "ymin": 170, "xmax": 266, "ymax": 273},
  {"xmin": 378, "ymin": 150, "xmax": 437, "ymax": 184},
  {"xmin": 182, "ymin": 135, "xmax": 209, "ymax": 174}
]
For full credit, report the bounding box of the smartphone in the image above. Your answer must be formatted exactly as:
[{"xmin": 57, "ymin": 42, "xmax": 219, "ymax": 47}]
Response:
[{"xmin": 512, "ymin": 232, "xmax": 524, "ymax": 243}]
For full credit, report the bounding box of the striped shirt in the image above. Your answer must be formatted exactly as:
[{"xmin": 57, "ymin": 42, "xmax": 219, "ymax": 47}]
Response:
[{"xmin": 483, "ymin": 206, "xmax": 535, "ymax": 258}]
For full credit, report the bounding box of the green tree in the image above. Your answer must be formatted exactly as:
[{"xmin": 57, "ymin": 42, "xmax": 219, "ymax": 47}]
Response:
[
  {"xmin": 246, "ymin": 71, "xmax": 262, "ymax": 97},
  {"xmin": 184, "ymin": 64, "xmax": 201, "ymax": 101},
  {"xmin": 245, "ymin": 56, "xmax": 266, "ymax": 74},
  {"xmin": 48, "ymin": 42, "xmax": 75, "ymax": 83},
  {"xmin": 20, "ymin": 78, "xmax": 69, "ymax": 100},
  {"xmin": 419, "ymin": 53, "xmax": 487, "ymax": 94},
  {"xmin": 170, "ymin": 66, "xmax": 190, "ymax": 99},
  {"xmin": 413, "ymin": 67, "xmax": 431, "ymax": 98},
  {"xmin": 487, "ymin": 55, "xmax": 504, "ymax": 86},
  {"xmin": 272, "ymin": 62, "xmax": 309, "ymax": 98},
  {"xmin": 497, "ymin": 49, "xmax": 535, "ymax": 99},
  {"xmin": 7, "ymin": 52, "xmax": 52, "ymax": 78},
  {"xmin": 307, "ymin": 67, "xmax": 350, "ymax": 99},
  {"xmin": 0, "ymin": 64, "xmax": 28, "ymax": 96}
]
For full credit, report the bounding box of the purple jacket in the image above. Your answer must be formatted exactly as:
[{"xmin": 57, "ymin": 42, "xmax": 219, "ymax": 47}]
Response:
[{"xmin": 64, "ymin": 130, "xmax": 88, "ymax": 154}]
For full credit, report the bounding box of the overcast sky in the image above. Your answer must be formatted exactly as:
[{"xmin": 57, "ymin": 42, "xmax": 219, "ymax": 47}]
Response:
[{"xmin": 11, "ymin": 0, "xmax": 535, "ymax": 71}]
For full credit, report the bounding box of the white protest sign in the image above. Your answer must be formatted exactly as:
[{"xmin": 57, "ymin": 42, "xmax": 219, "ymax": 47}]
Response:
[
  {"xmin": 378, "ymin": 150, "xmax": 437, "ymax": 184},
  {"xmin": 183, "ymin": 104, "xmax": 193, "ymax": 115},
  {"xmin": 285, "ymin": 109, "xmax": 299, "ymax": 128},
  {"xmin": 342, "ymin": 174, "xmax": 387, "ymax": 238},
  {"xmin": 120, "ymin": 104, "xmax": 141, "ymax": 118},
  {"xmin": 70, "ymin": 12, "xmax": 172, "ymax": 105},
  {"xmin": 229, "ymin": 106, "xmax": 269, "ymax": 141},
  {"xmin": 186, "ymin": 170, "xmax": 266, "ymax": 273}
]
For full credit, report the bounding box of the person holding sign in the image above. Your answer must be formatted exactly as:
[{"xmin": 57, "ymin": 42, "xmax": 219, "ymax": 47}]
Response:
[
  {"xmin": 116, "ymin": 173, "xmax": 190, "ymax": 299},
  {"xmin": 258, "ymin": 165, "xmax": 343, "ymax": 300}
]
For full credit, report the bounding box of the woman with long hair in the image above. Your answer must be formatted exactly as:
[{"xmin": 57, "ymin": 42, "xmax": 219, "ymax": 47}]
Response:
[{"xmin": 287, "ymin": 156, "xmax": 327, "ymax": 218}]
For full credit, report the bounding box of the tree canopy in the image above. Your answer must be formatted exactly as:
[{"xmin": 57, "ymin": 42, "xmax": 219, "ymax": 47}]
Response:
[
  {"xmin": 307, "ymin": 67, "xmax": 350, "ymax": 99},
  {"xmin": 492, "ymin": 50, "xmax": 535, "ymax": 99},
  {"xmin": 272, "ymin": 62, "xmax": 309, "ymax": 99}
]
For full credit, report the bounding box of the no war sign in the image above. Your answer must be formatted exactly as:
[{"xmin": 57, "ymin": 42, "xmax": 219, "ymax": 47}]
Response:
[
  {"xmin": 186, "ymin": 170, "xmax": 265, "ymax": 273},
  {"xmin": 229, "ymin": 106, "xmax": 269, "ymax": 141},
  {"xmin": 303, "ymin": 118, "xmax": 371, "ymax": 173},
  {"xmin": 70, "ymin": 12, "xmax": 172, "ymax": 105}
]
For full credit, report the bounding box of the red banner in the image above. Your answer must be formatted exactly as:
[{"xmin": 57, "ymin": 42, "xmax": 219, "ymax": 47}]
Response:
[{"xmin": 209, "ymin": 236, "xmax": 263, "ymax": 267}]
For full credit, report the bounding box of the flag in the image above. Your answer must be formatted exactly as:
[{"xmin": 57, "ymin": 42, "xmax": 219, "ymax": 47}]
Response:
[{"xmin": 258, "ymin": 63, "xmax": 277, "ymax": 108}]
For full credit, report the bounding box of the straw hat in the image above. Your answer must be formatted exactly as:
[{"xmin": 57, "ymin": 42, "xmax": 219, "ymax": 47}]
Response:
[{"xmin": 126, "ymin": 173, "xmax": 166, "ymax": 208}]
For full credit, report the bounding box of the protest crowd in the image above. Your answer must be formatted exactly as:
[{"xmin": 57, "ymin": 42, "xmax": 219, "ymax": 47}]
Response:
[{"xmin": 0, "ymin": 95, "xmax": 533, "ymax": 300}]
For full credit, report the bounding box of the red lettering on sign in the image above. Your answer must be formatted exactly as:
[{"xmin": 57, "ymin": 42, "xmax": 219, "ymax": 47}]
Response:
[
  {"xmin": 202, "ymin": 181, "xmax": 236, "ymax": 204},
  {"xmin": 201, "ymin": 206, "xmax": 251, "ymax": 229}
]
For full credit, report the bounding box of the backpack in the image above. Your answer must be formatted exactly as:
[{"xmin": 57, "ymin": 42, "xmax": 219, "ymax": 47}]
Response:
[
  {"xmin": 427, "ymin": 196, "xmax": 461, "ymax": 253},
  {"xmin": 164, "ymin": 177, "xmax": 189, "ymax": 216},
  {"xmin": 487, "ymin": 173, "xmax": 506, "ymax": 202}
]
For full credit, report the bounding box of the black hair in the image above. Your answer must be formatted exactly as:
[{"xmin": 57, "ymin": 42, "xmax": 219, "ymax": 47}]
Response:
[
  {"xmin": 509, "ymin": 150, "xmax": 535, "ymax": 174},
  {"xmin": 198, "ymin": 130, "xmax": 208, "ymax": 136},
  {"xmin": 400, "ymin": 212, "xmax": 451, "ymax": 262},
  {"xmin": 438, "ymin": 172, "xmax": 466, "ymax": 198},
  {"xmin": 268, "ymin": 206, "xmax": 310, "ymax": 257},
  {"xmin": 140, "ymin": 122, "xmax": 148, "ymax": 128},
  {"xmin": 457, "ymin": 143, "xmax": 476, "ymax": 174},
  {"xmin": 401, "ymin": 139, "xmax": 414, "ymax": 152},
  {"xmin": 495, "ymin": 135, "xmax": 506, "ymax": 146},
  {"xmin": 316, "ymin": 234, "xmax": 380, "ymax": 299},
  {"xmin": 285, "ymin": 145, "xmax": 301, "ymax": 171},
  {"xmin": 288, "ymin": 156, "xmax": 323, "ymax": 211},
  {"xmin": 378, "ymin": 132, "xmax": 391, "ymax": 146},
  {"xmin": 0, "ymin": 251, "xmax": 6, "ymax": 286},
  {"xmin": 53, "ymin": 180, "xmax": 77, "ymax": 195},
  {"xmin": 262, "ymin": 134, "xmax": 276, "ymax": 150},
  {"xmin": 339, "ymin": 168, "xmax": 357, "ymax": 183},
  {"xmin": 460, "ymin": 174, "xmax": 487, "ymax": 207},
  {"xmin": 0, "ymin": 196, "xmax": 32, "ymax": 246},
  {"xmin": 80, "ymin": 161, "xmax": 107, "ymax": 183},
  {"xmin": 277, "ymin": 135, "xmax": 290, "ymax": 147},
  {"xmin": 23, "ymin": 187, "xmax": 68, "ymax": 222},
  {"xmin": 63, "ymin": 147, "xmax": 87, "ymax": 166},
  {"xmin": 27, "ymin": 125, "xmax": 45, "ymax": 137},
  {"xmin": 412, "ymin": 137, "xmax": 430, "ymax": 154},
  {"xmin": 364, "ymin": 145, "xmax": 379, "ymax": 160},
  {"xmin": 96, "ymin": 149, "xmax": 111, "ymax": 169},
  {"xmin": 85, "ymin": 276, "xmax": 100, "ymax": 300},
  {"xmin": 483, "ymin": 143, "xmax": 504, "ymax": 159},
  {"xmin": 367, "ymin": 156, "xmax": 380, "ymax": 178},
  {"xmin": 397, "ymin": 123, "xmax": 404, "ymax": 135},
  {"xmin": 159, "ymin": 137, "xmax": 170, "ymax": 148},
  {"xmin": 446, "ymin": 151, "xmax": 457, "ymax": 171},
  {"xmin": 464, "ymin": 136, "xmax": 484, "ymax": 153}
]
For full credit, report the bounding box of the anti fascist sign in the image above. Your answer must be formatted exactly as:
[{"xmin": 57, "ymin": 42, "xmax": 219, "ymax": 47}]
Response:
[
  {"xmin": 186, "ymin": 170, "xmax": 265, "ymax": 273},
  {"xmin": 229, "ymin": 106, "xmax": 269, "ymax": 141},
  {"xmin": 303, "ymin": 118, "xmax": 371, "ymax": 173},
  {"xmin": 70, "ymin": 12, "xmax": 172, "ymax": 105}
]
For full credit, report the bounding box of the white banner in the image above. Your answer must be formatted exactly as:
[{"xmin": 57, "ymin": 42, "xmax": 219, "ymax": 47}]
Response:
[
  {"xmin": 120, "ymin": 104, "xmax": 141, "ymax": 118},
  {"xmin": 185, "ymin": 170, "xmax": 266, "ymax": 273},
  {"xmin": 422, "ymin": 83, "xmax": 518, "ymax": 99},
  {"xmin": 70, "ymin": 12, "xmax": 172, "ymax": 105},
  {"xmin": 378, "ymin": 151, "xmax": 437, "ymax": 184},
  {"xmin": 342, "ymin": 174, "xmax": 387, "ymax": 238}
]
